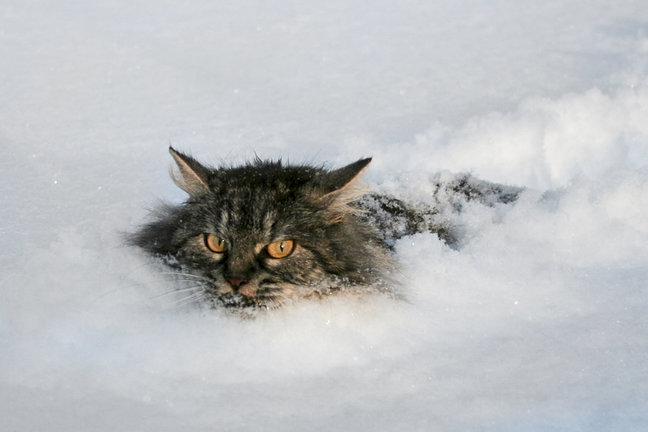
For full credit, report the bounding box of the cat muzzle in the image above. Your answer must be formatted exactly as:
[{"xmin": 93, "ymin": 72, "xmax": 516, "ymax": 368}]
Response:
[{"xmin": 227, "ymin": 279, "xmax": 247, "ymax": 288}]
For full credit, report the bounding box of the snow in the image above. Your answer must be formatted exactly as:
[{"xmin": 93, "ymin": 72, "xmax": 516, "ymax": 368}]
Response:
[{"xmin": 2, "ymin": 0, "xmax": 648, "ymax": 430}]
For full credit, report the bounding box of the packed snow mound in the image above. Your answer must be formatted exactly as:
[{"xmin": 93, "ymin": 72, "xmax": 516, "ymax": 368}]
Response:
[{"xmin": 371, "ymin": 79, "xmax": 648, "ymax": 190}]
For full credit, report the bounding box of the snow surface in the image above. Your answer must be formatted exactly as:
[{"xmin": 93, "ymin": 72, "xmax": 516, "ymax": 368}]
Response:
[{"xmin": 2, "ymin": 1, "xmax": 648, "ymax": 430}]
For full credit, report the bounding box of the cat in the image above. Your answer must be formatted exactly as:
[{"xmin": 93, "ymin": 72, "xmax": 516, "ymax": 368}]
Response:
[{"xmin": 129, "ymin": 147, "xmax": 521, "ymax": 309}]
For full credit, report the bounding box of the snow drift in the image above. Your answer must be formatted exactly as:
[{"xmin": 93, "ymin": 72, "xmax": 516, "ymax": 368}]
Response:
[{"xmin": 1, "ymin": 1, "xmax": 647, "ymax": 430}]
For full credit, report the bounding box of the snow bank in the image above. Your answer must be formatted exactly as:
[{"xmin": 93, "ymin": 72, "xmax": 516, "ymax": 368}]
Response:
[
  {"xmin": 409, "ymin": 82, "xmax": 648, "ymax": 189},
  {"xmin": 1, "ymin": 1, "xmax": 648, "ymax": 430}
]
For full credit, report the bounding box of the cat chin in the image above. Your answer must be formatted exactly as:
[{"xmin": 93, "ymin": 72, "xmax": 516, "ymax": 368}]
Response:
[{"xmin": 206, "ymin": 283, "xmax": 331, "ymax": 310}]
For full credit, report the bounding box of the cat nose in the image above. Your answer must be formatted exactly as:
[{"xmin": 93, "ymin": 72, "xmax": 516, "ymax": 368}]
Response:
[{"xmin": 227, "ymin": 279, "xmax": 247, "ymax": 288}]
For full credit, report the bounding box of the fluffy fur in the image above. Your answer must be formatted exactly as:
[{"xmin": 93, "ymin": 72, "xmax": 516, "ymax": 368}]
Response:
[{"xmin": 129, "ymin": 148, "xmax": 521, "ymax": 310}]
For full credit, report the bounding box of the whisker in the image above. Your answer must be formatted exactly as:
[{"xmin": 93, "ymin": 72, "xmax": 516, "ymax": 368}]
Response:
[
  {"xmin": 169, "ymin": 291, "xmax": 205, "ymax": 308},
  {"xmin": 257, "ymin": 286, "xmax": 283, "ymax": 294},
  {"xmin": 150, "ymin": 285, "xmax": 204, "ymax": 299},
  {"xmin": 159, "ymin": 272, "xmax": 212, "ymax": 282},
  {"xmin": 264, "ymin": 296, "xmax": 284, "ymax": 310},
  {"xmin": 259, "ymin": 278, "xmax": 279, "ymax": 285}
]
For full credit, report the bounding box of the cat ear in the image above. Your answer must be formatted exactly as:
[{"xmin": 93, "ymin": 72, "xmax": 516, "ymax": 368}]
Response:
[
  {"xmin": 321, "ymin": 157, "xmax": 372, "ymax": 194},
  {"xmin": 168, "ymin": 147, "xmax": 211, "ymax": 196},
  {"xmin": 315, "ymin": 157, "xmax": 372, "ymax": 219}
]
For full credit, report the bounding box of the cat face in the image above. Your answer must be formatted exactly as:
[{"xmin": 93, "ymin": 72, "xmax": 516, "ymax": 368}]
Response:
[{"xmin": 131, "ymin": 148, "xmax": 390, "ymax": 309}]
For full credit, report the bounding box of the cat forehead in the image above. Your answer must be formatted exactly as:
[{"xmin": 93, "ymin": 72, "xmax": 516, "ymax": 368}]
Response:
[
  {"xmin": 212, "ymin": 162, "xmax": 322, "ymax": 189},
  {"xmin": 199, "ymin": 169, "xmax": 313, "ymax": 223},
  {"xmin": 204, "ymin": 193, "xmax": 300, "ymax": 241}
]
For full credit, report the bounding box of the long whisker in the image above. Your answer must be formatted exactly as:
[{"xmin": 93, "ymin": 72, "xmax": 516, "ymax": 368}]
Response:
[
  {"xmin": 169, "ymin": 291, "xmax": 206, "ymax": 308},
  {"xmin": 159, "ymin": 272, "xmax": 213, "ymax": 282},
  {"xmin": 151, "ymin": 285, "xmax": 204, "ymax": 299},
  {"xmin": 264, "ymin": 296, "xmax": 284, "ymax": 310}
]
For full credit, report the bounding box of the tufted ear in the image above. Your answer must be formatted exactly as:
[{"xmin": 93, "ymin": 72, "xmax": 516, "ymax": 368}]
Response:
[
  {"xmin": 312, "ymin": 157, "xmax": 372, "ymax": 221},
  {"xmin": 168, "ymin": 147, "xmax": 211, "ymax": 196},
  {"xmin": 320, "ymin": 157, "xmax": 372, "ymax": 194}
]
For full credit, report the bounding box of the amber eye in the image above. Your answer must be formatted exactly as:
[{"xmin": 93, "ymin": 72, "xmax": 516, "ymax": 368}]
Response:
[
  {"xmin": 204, "ymin": 234, "xmax": 227, "ymax": 253},
  {"xmin": 266, "ymin": 240, "xmax": 295, "ymax": 259}
]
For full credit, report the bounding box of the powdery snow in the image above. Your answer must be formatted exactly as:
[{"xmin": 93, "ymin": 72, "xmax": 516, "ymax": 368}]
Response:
[{"xmin": 1, "ymin": 1, "xmax": 647, "ymax": 430}]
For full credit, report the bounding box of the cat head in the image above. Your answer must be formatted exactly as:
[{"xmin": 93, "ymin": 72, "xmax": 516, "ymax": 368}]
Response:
[{"xmin": 131, "ymin": 148, "xmax": 391, "ymax": 309}]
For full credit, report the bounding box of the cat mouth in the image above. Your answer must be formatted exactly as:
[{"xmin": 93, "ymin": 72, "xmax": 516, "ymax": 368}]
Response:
[
  {"xmin": 210, "ymin": 288, "xmax": 285, "ymax": 309},
  {"xmin": 200, "ymin": 277, "xmax": 327, "ymax": 309}
]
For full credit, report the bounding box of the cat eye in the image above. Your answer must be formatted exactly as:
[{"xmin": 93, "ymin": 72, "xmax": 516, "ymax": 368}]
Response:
[
  {"xmin": 266, "ymin": 240, "xmax": 295, "ymax": 259},
  {"xmin": 204, "ymin": 234, "xmax": 227, "ymax": 253}
]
